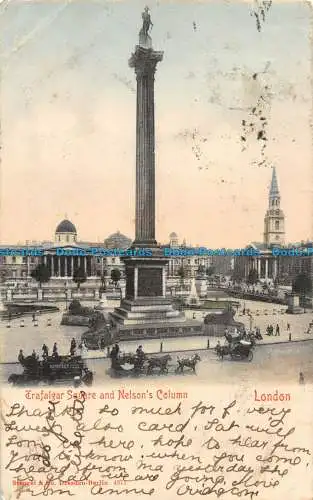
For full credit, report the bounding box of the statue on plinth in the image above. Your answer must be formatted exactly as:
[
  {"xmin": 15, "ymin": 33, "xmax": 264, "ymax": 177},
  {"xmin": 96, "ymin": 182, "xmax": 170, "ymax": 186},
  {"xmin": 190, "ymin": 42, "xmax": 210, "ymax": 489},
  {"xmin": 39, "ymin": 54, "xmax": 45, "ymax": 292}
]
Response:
[{"xmin": 139, "ymin": 6, "xmax": 153, "ymax": 49}]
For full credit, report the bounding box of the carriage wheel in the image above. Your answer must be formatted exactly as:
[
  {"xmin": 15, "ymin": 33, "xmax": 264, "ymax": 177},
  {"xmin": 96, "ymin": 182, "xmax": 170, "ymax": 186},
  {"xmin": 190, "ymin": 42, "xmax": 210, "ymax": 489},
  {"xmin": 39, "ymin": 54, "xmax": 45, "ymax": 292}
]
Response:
[{"xmin": 248, "ymin": 350, "xmax": 253, "ymax": 362}]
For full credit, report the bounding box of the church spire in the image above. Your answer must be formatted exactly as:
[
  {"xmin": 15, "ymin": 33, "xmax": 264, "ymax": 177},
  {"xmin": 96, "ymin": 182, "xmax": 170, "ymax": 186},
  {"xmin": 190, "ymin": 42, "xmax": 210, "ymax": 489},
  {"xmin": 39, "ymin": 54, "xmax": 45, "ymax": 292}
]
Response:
[
  {"xmin": 264, "ymin": 166, "xmax": 285, "ymax": 246},
  {"xmin": 268, "ymin": 166, "xmax": 280, "ymax": 209},
  {"xmin": 269, "ymin": 166, "xmax": 279, "ymax": 199}
]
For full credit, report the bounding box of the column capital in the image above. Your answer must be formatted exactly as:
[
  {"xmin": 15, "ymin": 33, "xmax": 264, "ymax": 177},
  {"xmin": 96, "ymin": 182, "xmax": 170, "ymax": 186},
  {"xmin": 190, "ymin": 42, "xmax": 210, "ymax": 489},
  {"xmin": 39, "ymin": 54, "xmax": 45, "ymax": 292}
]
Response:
[{"xmin": 129, "ymin": 46, "xmax": 163, "ymax": 78}]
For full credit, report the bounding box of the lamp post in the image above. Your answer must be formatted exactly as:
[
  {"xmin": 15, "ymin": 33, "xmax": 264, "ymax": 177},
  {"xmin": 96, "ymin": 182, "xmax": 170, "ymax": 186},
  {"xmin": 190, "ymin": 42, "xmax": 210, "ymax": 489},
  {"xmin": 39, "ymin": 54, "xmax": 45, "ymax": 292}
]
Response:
[
  {"xmin": 249, "ymin": 313, "xmax": 253, "ymax": 332},
  {"xmin": 64, "ymin": 282, "xmax": 68, "ymax": 311}
]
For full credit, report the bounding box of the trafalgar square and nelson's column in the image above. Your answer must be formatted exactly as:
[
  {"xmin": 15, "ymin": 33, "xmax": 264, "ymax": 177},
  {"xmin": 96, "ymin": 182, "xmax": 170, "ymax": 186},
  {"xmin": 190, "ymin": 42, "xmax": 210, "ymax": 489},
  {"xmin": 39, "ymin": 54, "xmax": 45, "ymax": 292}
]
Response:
[{"xmin": 110, "ymin": 9, "xmax": 202, "ymax": 340}]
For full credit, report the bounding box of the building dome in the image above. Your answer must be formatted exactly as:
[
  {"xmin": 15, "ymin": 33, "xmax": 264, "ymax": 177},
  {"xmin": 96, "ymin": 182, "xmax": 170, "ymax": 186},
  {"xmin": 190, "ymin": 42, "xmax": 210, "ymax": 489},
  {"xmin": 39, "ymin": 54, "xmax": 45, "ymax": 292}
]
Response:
[
  {"xmin": 104, "ymin": 230, "xmax": 132, "ymax": 249},
  {"xmin": 56, "ymin": 219, "xmax": 77, "ymax": 234},
  {"xmin": 169, "ymin": 232, "xmax": 178, "ymax": 238}
]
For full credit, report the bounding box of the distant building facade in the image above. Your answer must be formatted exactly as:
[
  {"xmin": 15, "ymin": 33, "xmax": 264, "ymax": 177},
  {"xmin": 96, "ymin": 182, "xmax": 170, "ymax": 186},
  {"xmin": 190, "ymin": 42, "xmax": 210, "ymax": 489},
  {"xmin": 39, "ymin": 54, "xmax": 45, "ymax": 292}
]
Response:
[
  {"xmin": 166, "ymin": 232, "xmax": 212, "ymax": 278},
  {"xmin": 0, "ymin": 223, "xmax": 212, "ymax": 283}
]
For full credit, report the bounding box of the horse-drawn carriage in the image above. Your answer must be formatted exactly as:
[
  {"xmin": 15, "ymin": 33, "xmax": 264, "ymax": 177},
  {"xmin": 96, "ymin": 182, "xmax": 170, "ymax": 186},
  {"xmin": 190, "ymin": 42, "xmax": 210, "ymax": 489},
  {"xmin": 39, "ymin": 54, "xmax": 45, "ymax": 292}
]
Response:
[
  {"xmin": 215, "ymin": 339, "xmax": 254, "ymax": 362},
  {"xmin": 109, "ymin": 351, "xmax": 201, "ymax": 377},
  {"xmin": 8, "ymin": 355, "xmax": 94, "ymax": 386}
]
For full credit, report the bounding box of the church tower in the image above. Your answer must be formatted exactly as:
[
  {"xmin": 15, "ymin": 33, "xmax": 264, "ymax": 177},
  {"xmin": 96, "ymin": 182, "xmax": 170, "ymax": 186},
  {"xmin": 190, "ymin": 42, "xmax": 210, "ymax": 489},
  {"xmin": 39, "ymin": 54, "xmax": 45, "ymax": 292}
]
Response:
[{"xmin": 263, "ymin": 167, "xmax": 285, "ymax": 246}]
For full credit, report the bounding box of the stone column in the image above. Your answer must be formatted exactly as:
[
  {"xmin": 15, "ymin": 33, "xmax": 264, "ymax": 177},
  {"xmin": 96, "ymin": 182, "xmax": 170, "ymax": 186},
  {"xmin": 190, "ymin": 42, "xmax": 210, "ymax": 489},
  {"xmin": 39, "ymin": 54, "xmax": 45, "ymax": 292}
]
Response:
[
  {"xmin": 273, "ymin": 259, "xmax": 277, "ymax": 280},
  {"xmin": 51, "ymin": 256, "xmax": 54, "ymax": 277},
  {"xmin": 162, "ymin": 267, "xmax": 166, "ymax": 297},
  {"xmin": 257, "ymin": 258, "xmax": 261, "ymax": 278},
  {"xmin": 265, "ymin": 259, "xmax": 269, "ymax": 279},
  {"xmin": 84, "ymin": 257, "xmax": 87, "ymax": 274},
  {"xmin": 64, "ymin": 257, "xmax": 68, "ymax": 277},
  {"xmin": 134, "ymin": 267, "xmax": 138, "ymax": 299},
  {"xmin": 71, "ymin": 257, "xmax": 74, "ymax": 276},
  {"xmin": 129, "ymin": 45, "xmax": 163, "ymax": 246},
  {"xmin": 58, "ymin": 257, "xmax": 61, "ymax": 277},
  {"xmin": 44, "ymin": 255, "xmax": 47, "ymax": 266}
]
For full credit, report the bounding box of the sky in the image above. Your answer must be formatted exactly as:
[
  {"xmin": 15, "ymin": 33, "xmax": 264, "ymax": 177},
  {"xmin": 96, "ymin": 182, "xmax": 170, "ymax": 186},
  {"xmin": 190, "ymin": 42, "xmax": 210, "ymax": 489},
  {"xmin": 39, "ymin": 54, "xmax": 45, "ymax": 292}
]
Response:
[{"xmin": 0, "ymin": 0, "xmax": 312, "ymax": 246}]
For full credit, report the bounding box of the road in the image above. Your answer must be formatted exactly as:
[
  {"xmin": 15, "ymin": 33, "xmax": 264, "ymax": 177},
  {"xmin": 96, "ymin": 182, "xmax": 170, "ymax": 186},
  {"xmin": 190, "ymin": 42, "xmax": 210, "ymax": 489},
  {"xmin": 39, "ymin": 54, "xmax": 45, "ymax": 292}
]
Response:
[{"xmin": 2, "ymin": 340, "xmax": 312, "ymax": 386}]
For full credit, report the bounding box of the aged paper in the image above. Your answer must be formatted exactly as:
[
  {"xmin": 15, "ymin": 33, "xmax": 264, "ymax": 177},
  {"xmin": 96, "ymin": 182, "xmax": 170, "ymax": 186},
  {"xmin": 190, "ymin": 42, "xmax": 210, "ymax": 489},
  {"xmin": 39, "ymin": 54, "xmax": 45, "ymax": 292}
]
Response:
[{"xmin": 1, "ymin": 1, "xmax": 313, "ymax": 499}]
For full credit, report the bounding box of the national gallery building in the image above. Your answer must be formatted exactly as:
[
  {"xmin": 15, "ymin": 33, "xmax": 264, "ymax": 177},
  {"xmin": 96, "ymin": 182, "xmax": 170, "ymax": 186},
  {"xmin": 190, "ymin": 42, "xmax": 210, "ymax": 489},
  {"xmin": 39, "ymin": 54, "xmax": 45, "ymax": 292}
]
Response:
[
  {"xmin": 0, "ymin": 220, "xmax": 131, "ymax": 281},
  {"xmin": 0, "ymin": 220, "xmax": 212, "ymax": 282}
]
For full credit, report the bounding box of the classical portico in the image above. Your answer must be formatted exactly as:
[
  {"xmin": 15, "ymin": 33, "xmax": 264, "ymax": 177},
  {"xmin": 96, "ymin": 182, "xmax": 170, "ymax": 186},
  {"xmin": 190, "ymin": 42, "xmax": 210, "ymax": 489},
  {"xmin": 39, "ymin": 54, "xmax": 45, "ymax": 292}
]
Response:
[
  {"xmin": 243, "ymin": 250, "xmax": 278, "ymax": 281},
  {"xmin": 43, "ymin": 252, "xmax": 94, "ymax": 278}
]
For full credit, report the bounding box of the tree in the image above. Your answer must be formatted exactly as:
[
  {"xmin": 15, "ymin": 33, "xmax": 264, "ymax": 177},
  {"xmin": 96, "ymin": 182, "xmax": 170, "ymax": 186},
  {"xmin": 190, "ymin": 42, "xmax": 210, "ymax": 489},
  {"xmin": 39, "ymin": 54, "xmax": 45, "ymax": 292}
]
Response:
[
  {"xmin": 197, "ymin": 264, "xmax": 206, "ymax": 275},
  {"xmin": 73, "ymin": 267, "xmax": 87, "ymax": 290},
  {"xmin": 177, "ymin": 266, "xmax": 187, "ymax": 281},
  {"xmin": 293, "ymin": 273, "xmax": 312, "ymax": 297},
  {"xmin": 206, "ymin": 266, "xmax": 215, "ymax": 277},
  {"xmin": 69, "ymin": 299, "xmax": 82, "ymax": 315},
  {"xmin": 31, "ymin": 263, "xmax": 51, "ymax": 288},
  {"xmin": 100, "ymin": 270, "xmax": 107, "ymax": 291},
  {"xmin": 0, "ymin": 268, "xmax": 8, "ymax": 283},
  {"xmin": 111, "ymin": 268, "xmax": 121, "ymax": 287},
  {"xmin": 247, "ymin": 269, "xmax": 258, "ymax": 285}
]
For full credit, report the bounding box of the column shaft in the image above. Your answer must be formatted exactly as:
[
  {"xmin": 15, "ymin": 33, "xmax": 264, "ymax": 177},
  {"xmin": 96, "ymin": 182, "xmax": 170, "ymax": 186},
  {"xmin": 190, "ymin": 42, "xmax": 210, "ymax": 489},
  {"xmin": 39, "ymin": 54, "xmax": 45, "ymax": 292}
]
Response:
[
  {"xmin": 134, "ymin": 267, "xmax": 138, "ymax": 299},
  {"xmin": 129, "ymin": 47, "xmax": 163, "ymax": 245}
]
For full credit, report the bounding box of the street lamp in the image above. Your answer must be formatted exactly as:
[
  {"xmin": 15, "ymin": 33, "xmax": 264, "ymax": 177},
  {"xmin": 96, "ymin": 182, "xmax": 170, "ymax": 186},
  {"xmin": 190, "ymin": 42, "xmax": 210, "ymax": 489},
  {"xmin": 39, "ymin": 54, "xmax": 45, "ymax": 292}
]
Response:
[
  {"xmin": 249, "ymin": 313, "xmax": 253, "ymax": 331},
  {"xmin": 64, "ymin": 282, "xmax": 68, "ymax": 311}
]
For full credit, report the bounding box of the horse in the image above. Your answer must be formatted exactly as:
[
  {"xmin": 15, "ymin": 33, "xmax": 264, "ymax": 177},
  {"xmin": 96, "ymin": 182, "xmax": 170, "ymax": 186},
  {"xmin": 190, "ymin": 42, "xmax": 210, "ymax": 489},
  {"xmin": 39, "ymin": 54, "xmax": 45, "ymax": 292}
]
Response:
[
  {"xmin": 8, "ymin": 374, "xmax": 23, "ymax": 385},
  {"xmin": 215, "ymin": 344, "xmax": 229, "ymax": 360},
  {"xmin": 175, "ymin": 353, "xmax": 201, "ymax": 373},
  {"xmin": 146, "ymin": 354, "xmax": 172, "ymax": 375},
  {"xmin": 82, "ymin": 369, "xmax": 94, "ymax": 386}
]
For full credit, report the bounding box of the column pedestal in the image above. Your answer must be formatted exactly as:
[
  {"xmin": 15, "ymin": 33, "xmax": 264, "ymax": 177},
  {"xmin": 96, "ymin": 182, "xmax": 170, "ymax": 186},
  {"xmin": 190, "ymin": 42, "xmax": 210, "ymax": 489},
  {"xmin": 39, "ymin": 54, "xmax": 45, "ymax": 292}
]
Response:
[{"xmin": 109, "ymin": 248, "xmax": 195, "ymax": 340}]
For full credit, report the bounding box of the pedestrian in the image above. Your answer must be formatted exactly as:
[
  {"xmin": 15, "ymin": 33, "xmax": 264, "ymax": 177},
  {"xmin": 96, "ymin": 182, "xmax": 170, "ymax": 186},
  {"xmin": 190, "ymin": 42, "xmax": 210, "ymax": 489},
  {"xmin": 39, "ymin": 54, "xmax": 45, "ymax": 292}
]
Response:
[
  {"xmin": 216, "ymin": 341, "xmax": 223, "ymax": 360},
  {"xmin": 42, "ymin": 344, "xmax": 48, "ymax": 359},
  {"xmin": 287, "ymin": 323, "xmax": 290, "ymax": 331},
  {"xmin": 299, "ymin": 372, "xmax": 305, "ymax": 385},
  {"xmin": 275, "ymin": 324, "xmax": 280, "ymax": 336},
  {"xmin": 207, "ymin": 338, "xmax": 210, "ymax": 349},
  {"xmin": 115, "ymin": 343, "xmax": 120, "ymax": 357},
  {"xmin": 53, "ymin": 342, "xmax": 58, "ymax": 357},
  {"xmin": 160, "ymin": 341, "xmax": 163, "ymax": 353},
  {"xmin": 31, "ymin": 349, "xmax": 38, "ymax": 360},
  {"xmin": 289, "ymin": 332, "xmax": 292, "ymax": 342},
  {"xmin": 70, "ymin": 338, "xmax": 77, "ymax": 356},
  {"xmin": 18, "ymin": 349, "xmax": 24, "ymax": 364}
]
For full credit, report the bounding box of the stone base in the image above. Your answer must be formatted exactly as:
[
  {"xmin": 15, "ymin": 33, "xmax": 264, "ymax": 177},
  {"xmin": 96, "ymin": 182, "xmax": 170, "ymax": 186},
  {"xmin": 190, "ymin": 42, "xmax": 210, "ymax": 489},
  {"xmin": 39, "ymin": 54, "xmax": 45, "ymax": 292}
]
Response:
[
  {"xmin": 112, "ymin": 319, "xmax": 203, "ymax": 342},
  {"xmin": 286, "ymin": 306, "xmax": 305, "ymax": 314},
  {"xmin": 61, "ymin": 314, "xmax": 90, "ymax": 326},
  {"xmin": 109, "ymin": 297, "xmax": 185, "ymax": 326}
]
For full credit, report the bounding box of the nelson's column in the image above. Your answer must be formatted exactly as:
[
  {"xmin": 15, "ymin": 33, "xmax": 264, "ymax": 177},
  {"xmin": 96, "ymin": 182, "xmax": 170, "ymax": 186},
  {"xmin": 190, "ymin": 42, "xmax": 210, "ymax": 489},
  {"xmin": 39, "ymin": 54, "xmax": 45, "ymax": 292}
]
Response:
[{"xmin": 110, "ymin": 9, "xmax": 202, "ymax": 340}]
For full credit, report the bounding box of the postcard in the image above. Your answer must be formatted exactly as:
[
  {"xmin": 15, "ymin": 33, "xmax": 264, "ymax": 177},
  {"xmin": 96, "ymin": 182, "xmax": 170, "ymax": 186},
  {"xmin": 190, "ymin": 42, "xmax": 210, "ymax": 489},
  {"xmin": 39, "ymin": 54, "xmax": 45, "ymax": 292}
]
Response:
[{"xmin": 0, "ymin": 1, "xmax": 312, "ymax": 499}]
